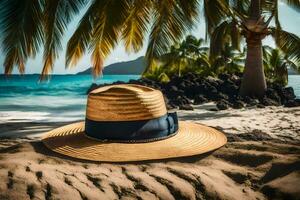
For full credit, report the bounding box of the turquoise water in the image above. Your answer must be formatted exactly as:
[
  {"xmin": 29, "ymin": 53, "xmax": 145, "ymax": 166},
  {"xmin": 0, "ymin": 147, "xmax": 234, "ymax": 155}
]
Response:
[
  {"xmin": 0, "ymin": 74, "xmax": 299, "ymax": 122},
  {"xmin": 288, "ymin": 75, "xmax": 300, "ymax": 99},
  {"xmin": 0, "ymin": 75, "xmax": 140, "ymax": 122}
]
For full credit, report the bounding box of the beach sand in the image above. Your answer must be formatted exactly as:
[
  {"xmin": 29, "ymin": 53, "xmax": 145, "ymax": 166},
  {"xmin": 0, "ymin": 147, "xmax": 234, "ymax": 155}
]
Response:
[{"xmin": 0, "ymin": 104, "xmax": 300, "ymax": 200}]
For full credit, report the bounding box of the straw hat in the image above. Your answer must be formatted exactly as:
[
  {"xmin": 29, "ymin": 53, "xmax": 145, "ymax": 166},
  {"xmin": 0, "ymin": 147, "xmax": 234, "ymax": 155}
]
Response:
[{"xmin": 42, "ymin": 84, "xmax": 227, "ymax": 162}]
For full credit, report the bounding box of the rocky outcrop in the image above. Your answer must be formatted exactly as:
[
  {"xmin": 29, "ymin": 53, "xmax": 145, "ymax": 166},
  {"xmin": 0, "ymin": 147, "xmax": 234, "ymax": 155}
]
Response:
[{"xmin": 87, "ymin": 73, "xmax": 300, "ymax": 110}]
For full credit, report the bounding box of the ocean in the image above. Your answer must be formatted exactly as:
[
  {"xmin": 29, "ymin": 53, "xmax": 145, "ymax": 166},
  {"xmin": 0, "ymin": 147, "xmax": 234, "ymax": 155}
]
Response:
[{"xmin": 0, "ymin": 74, "xmax": 299, "ymax": 123}]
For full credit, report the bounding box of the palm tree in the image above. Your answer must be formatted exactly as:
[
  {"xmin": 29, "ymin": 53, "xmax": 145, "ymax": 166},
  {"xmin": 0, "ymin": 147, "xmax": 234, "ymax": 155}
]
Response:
[
  {"xmin": 0, "ymin": 0, "xmax": 86, "ymax": 79},
  {"xmin": 0, "ymin": 0, "xmax": 299, "ymax": 98},
  {"xmin": 143, "ymin": 62, "xmax": 170, "ymax": 83},
  {"xmin": 159, "ymin": 35, "xmax": 206, "ymax": 77},
  {"xmin": 0, "ymin": 0, "xmax": 199, "ymax": 80},
  {"xmin": 263, "ymin": 45, "xmax": 299, "ymax": 86},
  {"xmin": 208, "ymin": 0, "xmax": 300, "ymax": 97},
  {"xmin": 209, "ymin": 43, "xmax": 245, "ymax": 75},
  {"xmin": 150, "ymin": 36, "xmax": 245, "ymax": 78}
]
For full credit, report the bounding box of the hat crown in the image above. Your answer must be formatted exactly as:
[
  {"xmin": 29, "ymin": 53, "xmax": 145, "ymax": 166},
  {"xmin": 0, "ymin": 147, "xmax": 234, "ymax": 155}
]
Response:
[{"xmin": 86, "ymin": 84, "xmax": 167, "ymax": 121}]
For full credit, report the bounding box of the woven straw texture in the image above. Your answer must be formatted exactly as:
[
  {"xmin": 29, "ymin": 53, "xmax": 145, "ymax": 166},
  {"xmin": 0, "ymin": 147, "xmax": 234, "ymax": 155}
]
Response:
[
  {"xmin": 42, "ymin": 121, "xmax": 227, "ymax": 162},
  {"xmin": 86, "ymin": 84, "xmax": 167, "ymax": 121}
]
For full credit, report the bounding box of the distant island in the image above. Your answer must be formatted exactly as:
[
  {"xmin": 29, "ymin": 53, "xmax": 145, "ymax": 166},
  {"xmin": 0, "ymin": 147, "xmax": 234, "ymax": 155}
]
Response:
[
  {"xmin": 1, "ymin": 55, "xmax": 298, "ymax": 76},
  {"xmin": 288, "ymin": 67, "xmax": 299, "ymax": 75},
  {"xmin": 77, "ymin": 56, "xmax": 298, "ymax": 76},
  {"xmin": 77, "ymin": 56, "xmax": 146, "ymax": 75}
]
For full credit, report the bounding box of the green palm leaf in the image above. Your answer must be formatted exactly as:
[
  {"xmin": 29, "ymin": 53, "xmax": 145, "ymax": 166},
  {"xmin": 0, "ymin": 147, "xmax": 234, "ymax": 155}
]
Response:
[
  {"xmin": 0, "ymin": 0, "xmax": 43, "ymax": 74},
  {"xmin": 121, "ymin": 0, "xmax": 151, "ymax": 53},
  {"xmin": 209, "ymin": 20, "xmax": 229, "ymax": 57},
  {"xmin": 66, "ymin": 0, "xmax": 99, "ymax": 68},
  {"xmin": 203, "ymin": 0, "xmax": 229, "ymax": 38},
  {"xmin": 90, "ymin": 0, "xmax": 130, "ymax": 76},
  {"xmin": 271, "ymin": 27, "xmax": 300, "ymax": 63},
  {"xmin": 145, "ymin": 0, "xmax": 198, "ymax": 72},
  {"xmin": 41, "ymin": 0, "xmax": 86, "ymax": 80}
]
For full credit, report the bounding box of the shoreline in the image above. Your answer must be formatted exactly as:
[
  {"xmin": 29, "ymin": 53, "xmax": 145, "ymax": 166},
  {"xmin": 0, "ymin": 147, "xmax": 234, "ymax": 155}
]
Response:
[
  {"xmin": 1, "ymin": 104, "xmax": 300, "ymax": 199},
  {"xmin": 1, "ymin": 103, "xmax": 299, "ymax": 142}
]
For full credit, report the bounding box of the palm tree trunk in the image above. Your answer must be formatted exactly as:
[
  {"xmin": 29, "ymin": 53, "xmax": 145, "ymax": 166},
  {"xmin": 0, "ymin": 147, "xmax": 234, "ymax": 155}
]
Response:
[
  {"xmin": 239, "ymin": 0, "xmax": 267, "ymax": 97},
  {"xmin": 240, "ymin": 40, "xmax": 266, "ymax": 97}
]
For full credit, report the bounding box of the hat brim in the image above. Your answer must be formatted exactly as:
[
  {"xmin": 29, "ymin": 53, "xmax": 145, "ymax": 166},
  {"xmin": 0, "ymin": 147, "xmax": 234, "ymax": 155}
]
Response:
[{"xmin": 42, "ymin": 121, "xmax": 227, "ymax": 162}]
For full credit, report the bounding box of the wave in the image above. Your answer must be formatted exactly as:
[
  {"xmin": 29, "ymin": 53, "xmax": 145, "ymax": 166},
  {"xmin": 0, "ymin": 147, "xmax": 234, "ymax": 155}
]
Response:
[
  {"xmin": 0, "ymin": 85, "xmax": 89, "ymax": 97},
  {"xmin": 0, "ymin": 110, "xmax": 84, "ymax": 122},
  {"xmin": 0, "ymin": 103, "xmax": 84, "ymax": 111}
]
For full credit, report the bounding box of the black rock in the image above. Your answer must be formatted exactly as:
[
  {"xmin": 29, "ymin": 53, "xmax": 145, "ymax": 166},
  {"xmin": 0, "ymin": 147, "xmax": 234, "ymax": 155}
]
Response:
[
  {"xmin": 179, "ymin": 104, "xmax": 194, "ymax": 110},
  {"xmin": 178, "ymin": 82, "xmax": 187, "ymax": 90},
  {"xmin": 163, "ymin": 95, "xmax": 169, "ymax": 105},
  {"xmin": 257, "ymin": 104, "xmax": 266, "ymax": 108},
  {"xmin": 265, "ymin": 88, "xmax": 281, "ymax": 104},
  {"xmin": 113, "ymin": 81, "xmax": 126, "ymax": 85},
  {"xmin": 284, "ymin": 87, "xmax": 296, "ymax": 99},
  {"xmin": 243, "ymin": 96, "xmax": 260, "ymax": 106},
  {"xmin": 185, "ymin": 72, "xmax": 197, "ymax": 80},
  {"xmin": 170, "ymin": 85, "xmax": 178, "ymax": 92},
  {"xmin": 87, "ymin": 83, "xmax": 98, "ymax": 94},
  {"xmin": 232, "ymin": 100, "xmax": 245, "ymax": 109},
  {"xmin": 168, "ymin": 75, "xmax": 183, "ymax": 87},
  {"xmin": 284, "ymin": 99, "xmax": 300, "ymax": 107},
  {"xmin": 128, "ymin": 79, "xmax": 141, "ymax": 84},
  {"xmin": 211, "ymin": 92, "xmax": 229, "ymax": 101},
  {"xmin": 277, "ymin": 87, "xmax": 296, "ymax": 103},
  {"xmin": 218, "ymin": 73, "xmax": 231, "ymax": 81},
  {"xmin": 205, "ymin": 85, "xmax": 218, "ymax": 96},
  {"xmin": 242, "ymin": 96, "xmax": 252, "ymax": 104},
  {"xmin": 85, "ymin": 73, "xmax": 297, "ymax": 111},
  {"xmin": 184, "ymin": 86, "xmax": 197, "ymax": 98},
  {"xmin": 230, "ymin": 74, "xmax": 241, "ymax": 85},
  {"xmin": 206, "ymin": 76, "xmax": 220, "ymax": 88},
  {"xmin": 167, "ymin": 86, "xmax": 184, "ymax": 98},
  {"xmin": 216, "ymin": 100, "xmax": 230, "ymax": 110},
  {"xmin": 182, "ymin": 96, "xmax": 192, "ymax": 104},
  {"xmin": 219, "ymin": 80, "xmax": 239, "ymax": 97},
  {"xmin": 194, "ymin": 95, "xmax": 208, "ymax": 105},
  {"xmin": 172, "ymin": 96, "xmax": 185, "ymax": 106},
  {"xmin": 261, "ymin": 97, "xmax": 280, "ymax": 106},
  {"xmin": 166, "ymin": 103, "xmax": 177, "ymax": 110}
]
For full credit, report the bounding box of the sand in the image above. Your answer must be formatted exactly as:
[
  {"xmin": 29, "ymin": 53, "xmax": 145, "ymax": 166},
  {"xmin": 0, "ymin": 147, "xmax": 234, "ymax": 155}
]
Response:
[{"xmin": 0, "ymin": 104, "xmax": 300, "ymax": 200}]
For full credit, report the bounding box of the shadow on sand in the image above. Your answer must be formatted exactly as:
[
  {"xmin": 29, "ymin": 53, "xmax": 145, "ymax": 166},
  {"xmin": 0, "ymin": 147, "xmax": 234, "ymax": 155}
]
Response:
[
  {"xmin": 30, "ymin": 141, "xmax": 216, "ymax": 165},
  {"xmin": 0, "ymin": 121, "xmax": 77, "ymax": 139},
  {"xmin": 178, "ymin": 110, "xmax": 242, "ymax": 121}
]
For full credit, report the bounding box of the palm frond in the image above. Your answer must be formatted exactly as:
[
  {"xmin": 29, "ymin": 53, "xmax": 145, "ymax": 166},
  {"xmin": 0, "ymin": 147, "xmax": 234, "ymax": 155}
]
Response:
[
  {"xmin": 286, "ymin": 59, "xmax": 300, "ymax": 73},
  {"xmin": 121, "ymin": 0, "xmax": 151, "ymax": 53},
  {"xmin": 177, "ymin": 0, "xmax": 200, "ymax": 26},
  {"xmin": 66, "ymin": 0, "xmax": 97, "ymax": 68},
  {"xmin": 209, "ymin": 20, "xmax": 233, "ymax": 58},
  {"xmin": 90, "ymin": 0, "xmax": 130, "ymax": 76},
  {"xmin": 280, "ymin": 0, "xmax": 300, "ymax": 11},
  {"xmin": 271, "ymin": 27, "xmax": 300, "ymax": 63},
  {"xmin": 40, "ymin": 0, "xmax": 86, "ymax": 80},
  {"xmin": 145, "ymin": 0, "xmax": 198, "ymax": 72},
  {"xmin": 230, "ymin": 21, "xmax": 242, "ymax": 50},
  {"xmin": 262, "ymin": 45, "xmax": 273, "ymax": 65},
  {"xmin": 230, "ymin": 0, "xmax": 250, "ymax": 15},
  {"xmin": 203, "ymin": 0, "xmax": 229, "ymax": 38},
  {"xmin": 0, "ymin": 0, "xmax": 44, "ymax": 74},
  {"xmin": 261, "ymin": 0, "xmax": 276, "ymax": 14},
  {"xmin": 275, "ymin": 1, "xmax": 282, "ymax": 30}
]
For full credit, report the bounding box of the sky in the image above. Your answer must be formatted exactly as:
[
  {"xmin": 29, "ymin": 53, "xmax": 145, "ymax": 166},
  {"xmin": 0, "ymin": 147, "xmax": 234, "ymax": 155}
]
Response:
[{"xmin": 0, "ymin": 2, "xmax": 299, "ymax": 74}]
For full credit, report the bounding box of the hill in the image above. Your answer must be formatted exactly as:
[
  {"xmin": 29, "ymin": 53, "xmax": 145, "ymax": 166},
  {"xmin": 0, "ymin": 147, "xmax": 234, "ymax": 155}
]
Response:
[
  {"xmin": 288, "ymin": 67, "xmax": 299, "ymax": 75},
  {"xmin": 77, "ymin": 56, "xmax": 146, "ymax": 75}
]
